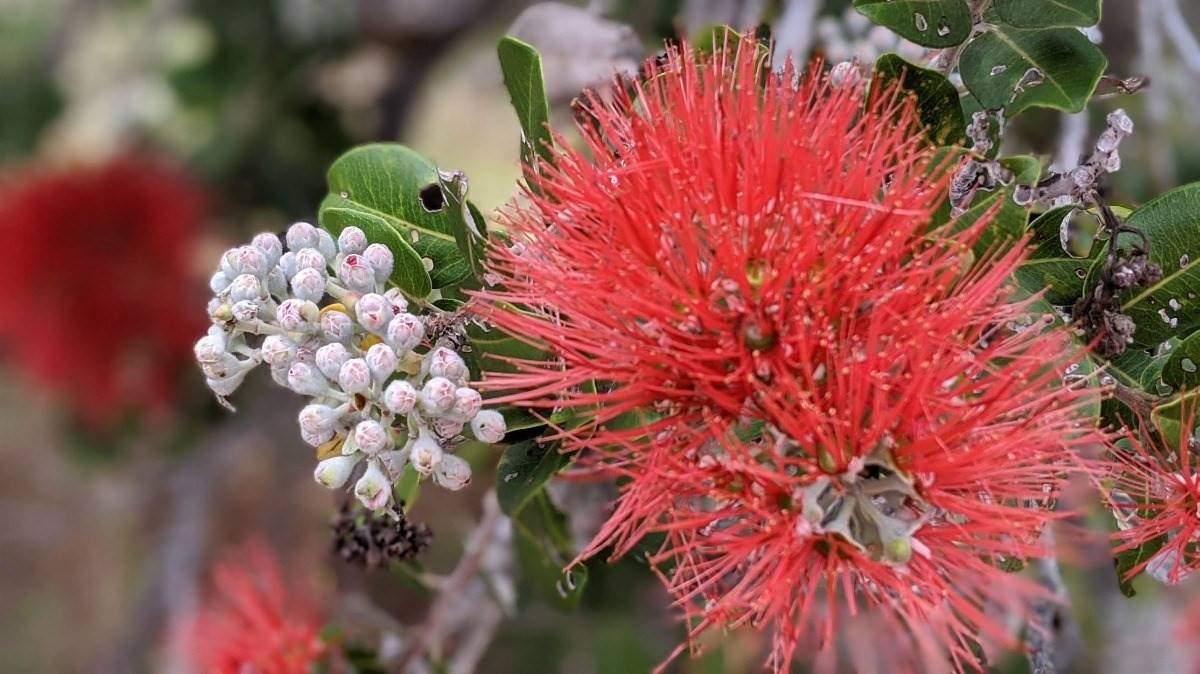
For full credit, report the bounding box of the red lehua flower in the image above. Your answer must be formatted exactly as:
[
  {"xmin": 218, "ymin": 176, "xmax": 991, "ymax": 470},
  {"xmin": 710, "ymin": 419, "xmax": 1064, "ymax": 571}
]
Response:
[
  {"xmin": 475, "ymin": 38, "xmax": 1105, "ymax": 671},
  {"xmin": 0, "ymin": 155, "xmax": 207, "ymax": 427},
  {"xmin": 179, "ymin": 541, "xmax": 324, "ymax": 674},
  {"xmin": 1099, "ymin": 401, "xmax": 1200, "ymax": 586}
]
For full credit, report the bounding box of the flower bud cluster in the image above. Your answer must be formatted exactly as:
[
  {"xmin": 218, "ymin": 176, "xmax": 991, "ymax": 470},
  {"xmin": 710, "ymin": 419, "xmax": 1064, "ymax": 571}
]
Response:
[{"xmin": 197, "ymin": 221, "xmax": 507, "ymax": 511}]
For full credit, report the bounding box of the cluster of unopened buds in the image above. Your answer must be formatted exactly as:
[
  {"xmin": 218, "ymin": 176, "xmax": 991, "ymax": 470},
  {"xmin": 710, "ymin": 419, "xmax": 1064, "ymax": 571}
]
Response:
[{"xmin": 195, "ymin": 221, "xmax": 507, "ymax": 511}]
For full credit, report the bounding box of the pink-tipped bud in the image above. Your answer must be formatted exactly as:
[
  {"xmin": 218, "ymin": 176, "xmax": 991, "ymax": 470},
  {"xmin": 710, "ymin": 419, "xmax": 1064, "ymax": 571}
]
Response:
[
  {"xmin": 231, "ymin": 300, "xmax": 261, "ymax": 322},
  {"xmin": 410, "ymin": 432, "xmax": 443, "ymax": 475},
  {"xmin": 300, "ymin": 425, "xmax": 334, "ymax": 447},
  {"xmin": 383, "ymin": 380, "xmax": 418, "ymax": 415},
  {"xmin": 355, "ymin": 293, "xmax": 395, "ymax": 334},
  {"xmin": 229, "ymin": 274, "xmax": 264, "ymax": 303},
  {"xmin": 194, "ymin": 331, "xmax": 227, "ymax": 364},
  {"xmin": 450, "ymin": 387, "xmax": 483, "ymax": 421},
  {"xmin": 286, "ymin": 221, "xmax": 320, "ymax": 252},
  {"xmin": 260, "ymin": 334, "xmax": 297, "ymax": 367},
  {"xmin": 252, "ymin": 232, "xmax": 283, "ymax": 266},
  {"xmin": 427, "ymin": 346, "xmax": 468, "ymax": 383},
  {"xmin": 420, "ymin": 377, "xmax": 457, "ymax": 414},
  {"xmin": 299, "ymin": 403, "xmax": 339, "ymax": 436},
  {"xmin": 338, "ymin": 254, "xmax": 376, "ymax": 293},
  {"xmin": 294, "ymin": 247, "xmax": 327, "ymax": 274},
  {"xmin": 354, "ymin": 460, "xmax": 392, "ymax": 510},
  {"xmin": 431, "ymin": 417, "xmax": 464, "ymax": 437},
  {"xmin": 315, "ymin": 342, "xmax": 350, "ymax": 379},
  {"xmin": 363, "ymin": 243, "xmax": 394, "ymax": 283},
  {"xmin": 277, "ymin": 299, "xmax": 319, "ymax": 332},
  {"xmin": 338, "ymin": 358, "xmax": 372, "ymax": 394},
  {"xmin": 320, "ymin": 309, "xmax": 355, "ymax": 343},
  {"xmin": 287, "ymin": 361, "xmax": 329, "ymax": 396},
  {"xmin": 354, "ymin": 419, "xmax": 391, "ymax": 455},
  {"xmin": 338, "ymin": 226, "xmax": 368, "ymax": 255},
  {"xmin": 317, "ymin": 229, "xmax": 337, "ymax": 261},
  {"xmin": 291, "ymin": 267, "xmax": 327, "ymax": 303},
  {"xmin": 384, "ymin": 288, "xmax": 409, "ymax": 315},
  {"xmin": 433, "ymin": 453, "xmax": 471, "ymax": 491},
  {"xmin": 201, "ymin": 352, "xmax": 245, "ymax": 380},
  {"xmin": 234, "ymin": 245, "xmax": 270, "ymax": 277},
  {"xmin": 279, "ymin": 251, "xmax": 298, "ymax": 279},
  {"xmin": 470, "ymin": 409, "xmax": 507, "ymax": 444},
  {"xmin": 219, "ymin": 247, "xmax": 239, "ymax": 278},
  {"xmin": 366, "ymin": 343, "xmax": 397, "ymax": 382},
  {"xmin": 314, "ymin": 454, "xmax": 360, "ymax": 489},
  {"xmin": 386, "ymin": 313, "xmax": 425, "ymax": 353}
]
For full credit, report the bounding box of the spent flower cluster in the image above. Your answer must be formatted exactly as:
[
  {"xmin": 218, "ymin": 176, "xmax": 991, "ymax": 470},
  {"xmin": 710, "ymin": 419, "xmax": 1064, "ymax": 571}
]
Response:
[{"xmin": 195, "ymin": 221, "xmax": 506, "ymax": 511}]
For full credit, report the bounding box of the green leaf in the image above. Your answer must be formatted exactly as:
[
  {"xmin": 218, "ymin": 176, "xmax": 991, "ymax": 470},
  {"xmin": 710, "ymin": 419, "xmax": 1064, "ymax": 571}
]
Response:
[
  {"xmin": 497, "ymin": 37, "xmax": 553, "ymax": 169},
  {"xmin": 994, "ymin": 0, "xmax": 1100, "ymax": 28},
  {"xmin": 1106, "ymin": 343, "xmax": 1174, "ymax": 391},
  {"xmin": 872, "ymin": 53, "xmax": 966, "ymax": 145},
  {"xmin": 320, "ymin": 143, "xmax": 475, "ymax": 292},
  {"xmin": 1116, "ymin": 183, "xmax": 1200, "ymax": 348},
  {"xmin": 319, "ymin": 201, "xmax": 432, "ymax": 298},
  {"xmin": 1163, "ymin": 333, "xmax": 1200, "ymax": 388},
  {"xmin": 1151, "ymin": 391, "xmax": 1199, "ymax": 450},
  {"xmin": 1114, "ymin": 535, "xmax": 1166, "ymax": 597},
  {"xmin": 393, "ymin": 466, "xmax": 421, "ymax": 512},
  {"xmin": 496, "ymin": 438, "xmax": 570, "ymax": 517},
  {"xmin": 853, "ymin": 0, "xmax": 973, "ymax": 48},
  {"xmin": 512, "ymin": 491, "xmax": 589, "ymax": 610},
  {"xmin": 1014, "ymin": 205, "xmax": 1102, "ymax": 303},
  {"xmin": 960, "ymin": 26, "xmax": 1107, "ymax": 116},
  {"xmin": 437, "ymin": 170, "xmax": 488, "ymax": 281}
]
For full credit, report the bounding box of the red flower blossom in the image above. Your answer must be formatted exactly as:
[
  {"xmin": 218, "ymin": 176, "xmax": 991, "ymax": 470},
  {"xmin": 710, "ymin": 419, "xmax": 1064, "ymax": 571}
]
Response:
[
  {"xmin": 475, "ymin": 39, "xmax": 1104, "ymax": 671},
  {"xmin": 1100, "ymin": 402, "xmax": 1200, "ymax": 586},
  {"xmin": 179, "ymin": 541, "xmax": 325, "ymax": 674},
  {"xmin": 0, "ymin": 155, "xmax": 206, "ymax": 426}
]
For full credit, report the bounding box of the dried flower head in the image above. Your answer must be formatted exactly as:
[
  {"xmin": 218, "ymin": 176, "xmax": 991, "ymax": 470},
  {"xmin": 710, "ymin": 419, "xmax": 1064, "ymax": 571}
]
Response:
[{"xmin": 475, "ymin": 38, "xmax": 1104, "ymax": 671}]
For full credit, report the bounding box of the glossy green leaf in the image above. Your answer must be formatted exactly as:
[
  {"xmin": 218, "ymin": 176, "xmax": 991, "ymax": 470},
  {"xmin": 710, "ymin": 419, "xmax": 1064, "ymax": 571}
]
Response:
[
  {"xmin": 1114, "ymin": 535, "xmax": 1166, "ymax": 597},
  {"xmin": 873, "ymin": 53, "xmax": 966, "ymax": 145},
  {"xmin": 1014, "ymin": 205, "xmax": 1103, "ymax": 303},
  {"xmin": 496, "ymin": 438, "xmax": 570, "ymax": 517},
  {"xmin": 960, "ymin": 26, "xmax": 1106, "ymax": 116},
  {"xmin": 513, "ymin": 491, "xmax": 588, "ymax": 610},
  {"xmin": 1164, "ymin": 333, "xmax": 1200, "ymax": 388},
  {"xmin": 1116, "ymin": 183, "xmax": 1200, "ymax": 348},
  {"xmin": 319, "ymin": 200, "xmax": 432, "ymax": 298},
  {"xmin": 321, "ymin": 143, "xmax": 475, "ymax": 291},
  {"xmin": 1151, "ymin": 391, "xmax": 1200, "ymax": 451},
  {"xmin": 994, "ymin": 0, "xmax": 1101, "ymax": 28},
  {"xmin": 497, "ymin": 37, "xmax": 553, "ymax": 169},
  {"xmin": 437, "ymin": 170, "xmax": 488, "ymax": 281},
  {"xmin": 853, "ymin": 0, "xmax": 973, "ymax": 48}
]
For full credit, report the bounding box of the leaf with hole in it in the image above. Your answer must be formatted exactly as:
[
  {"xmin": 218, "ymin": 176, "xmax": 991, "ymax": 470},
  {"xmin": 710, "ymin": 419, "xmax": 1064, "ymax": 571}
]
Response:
[
  {"xmin": 1014, "ymin": 205, "xmax": 1105, "ymax": 304},
  {"xmin": 496, "ymin": 437, "xmax": 570, "ymax": 517},
  {"xmin": 853, "ymin": 0, "xmax": 973, "ymax": 48},
  {"xmin": 994, "ymin": 0, "xmax": 1100, "ymax": 28},
  {"xmin": 873, "ymin": 54, "xmax": 966, "ymax": 146},
  {"xmin": 321, "ymin": 144, "xmax": 475, "ymax": 292},
  {"xmin": 498, "ymin": 37, "xmax": 553, "ymax": 170},
  {"xmin": 1113, "ymin": 183, "xmax": 1200, "ymax": 348},
  {"xmin": 436, "ymin": 170, "xmax": 488, "ymax": 282},
  {"xmin": 319, "ymin": 200, "xmax": 432, "ymax": 299},
  {"xmin": 960, "ymin": 26, "xmax": 1106, "ymax": 116}
]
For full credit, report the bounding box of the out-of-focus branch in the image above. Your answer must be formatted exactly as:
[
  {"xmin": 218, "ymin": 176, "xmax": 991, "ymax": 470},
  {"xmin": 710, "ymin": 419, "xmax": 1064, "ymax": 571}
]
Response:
[
  {"xmin": 771, "ymin": 0, "xmax": 819, "ymax": 71},
  {"xmin": 1160, "ymin": 0, "xmax": 1200, "ymax": 73}
]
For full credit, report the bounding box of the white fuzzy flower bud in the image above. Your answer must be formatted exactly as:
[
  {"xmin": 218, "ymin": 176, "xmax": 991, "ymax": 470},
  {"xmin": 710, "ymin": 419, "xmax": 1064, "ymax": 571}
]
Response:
[
  {"xmin": 291, "ymin": 267, "xmax": 327, "ymax": 303},
  {"xmin": 314, "ymin": 454, "xmax": 360, "ymax": 489},
  {"xmin": 286, "ymin": 221, "xmax": 320, "ymax": 252},
  {"xmin": 354, "ymin": 460, "xmax": 392, "ymax": 510},
  {"xmin": 294, "ymin": 247, "xmax": 326, "ymax": 273},
  {"xmin": 366, "ymin": 343, "xmax": 397, "ymax": 382},
  {"xmin": 299, "ymin": 403, "xmax": 339, "ymax": 436},
  {"xmin": 431, "ymin": 417, "xmax": 464, "ymax": 437},
  {"xmin": 354, "ymin": 419, "xmax": 391, "ymax": 455},
  {"xmin": 433, "ymin": 453, "xmax": 471, "ymax": 491},
  {"xmin": 229, "ymin": 274, "xmax": 263, "ymax": 303},
  {"xmin": 206, "ymin": 371, "xmax": 248, "ymax": 397},
  {"xmin": 194, "ymin": 331, "xmax": 227, "ymax": 364},
  {"xmin": 383, "ymin": 288, "xmax": 409, "ymax": 315},
  {"xmin": 209, "ymin": 271, "xmax": 230, "ymax": 294},
  {"xmin": 234, "ymin": 245, "xmax": 270, "ymax": 277},
  {"xmin": 219, "ymin": 247, "xmax": 238, "ymax": 278},
  {"xmin": 287, "ymin": 361, "xmax": 329, "ymax": 396},
  {"xmin": 317, "ymin": 229, "xmax": 337, "ymax": 262},
  {"xmin": 260, "ymin": 335, "xmax": 296, "ymax": 367},
  {"xmin": 386, "ymin": 313, "xmax": 424, "ymax": 353},
  {"xmin": 266, "ymin": 267, "xmax": 287, "ymax": 298},
  {"xmin": 377, "ymin": 449, "xmax": 410, "ymax": 478},
  {"xmin": 319, "ymin": 309, "xmax": 354, "ymax": 343},
  {"xmin": 410, "ymin": 432, "xmax": 443, "ymax": 475},
  {"xmin": 470, "ymin": 409, "xmax": 507, "ymax": 444},
  {"xmin": 363, "ymin": 243, "xmax": 394, "ymax": 283},
  {"xmin": 270, "ymin": 363, "xmax": 290, "ymax": 386},
  {"xmin": 231, "ymin": 300, "xmax": 261, "ymax": 322},
  {"xmin": 276, "ymin": 299, "xmax": 319, "ymax": 332},
  {"xmin": 427, "ymin": 346, "xmax": 468, "ymax": 383},
  {"xmin": 252, "ymin": 232, "xmax": 283, "ymax": 266},
  {"xmin": 337, "ymin": 254, "xmax": 376, "ymax": 293},
  {"xmin": 338, "ymin": 358, "xmax": 372, "ymax": 394},
  {"xmin": 355, "ymin": 293, "xmax": 395, "ymax": 334},
  {"xmin": 337, "ymin": 226, "xmax": 368, "ymax": 255},
  {"xmin": 301, "ymin": 425, "xmax": 334, "ymax": 447},
  {"xmin": 420, "ymin": 377, "xmax": 457, "ymax": 414},
  {"xmin": 450, "ymin": 387, "xmax": 483, "ymax": 421},
  {"xmin": 279, "ymin": 251, "xmax": 297, "ymax": 279},
  {"xmin": 383, "ymin": 380, "xmax": 418, "ymax": 414},
  {"xmin": 315, "ymin": 342, "xmax": 350, "ymax": 379}
]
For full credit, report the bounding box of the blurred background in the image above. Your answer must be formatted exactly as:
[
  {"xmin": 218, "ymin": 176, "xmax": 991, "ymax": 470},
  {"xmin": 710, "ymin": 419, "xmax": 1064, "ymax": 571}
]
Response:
[{"xmin": 2, "ymin": 1, "xmax": 1200, "ymax": 672}]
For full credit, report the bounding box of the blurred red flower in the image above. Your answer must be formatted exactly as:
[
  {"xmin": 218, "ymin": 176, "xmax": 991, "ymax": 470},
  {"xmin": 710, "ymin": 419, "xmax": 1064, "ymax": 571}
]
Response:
[
  {"xmin": 476, "ymin": 39, "xmax": 1104, "ymax": 671},
  {"xmin": 180, "ymin": 541, "xmax": 325, "ymax": 674},
  {"xmin": 0, "ymin": 155, "xmax": 207, "ymax": 426}
]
